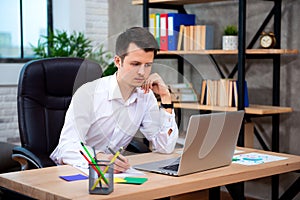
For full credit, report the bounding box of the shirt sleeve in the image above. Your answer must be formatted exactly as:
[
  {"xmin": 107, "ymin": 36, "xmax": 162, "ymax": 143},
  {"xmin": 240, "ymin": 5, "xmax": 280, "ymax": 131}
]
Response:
[
  {"xmin": 140, "ymin": 93, "xmax": 178, "ymax": 154},
  {"xmin": 50, "ymin": 82, "xmax": 97, "ymax": 166}
]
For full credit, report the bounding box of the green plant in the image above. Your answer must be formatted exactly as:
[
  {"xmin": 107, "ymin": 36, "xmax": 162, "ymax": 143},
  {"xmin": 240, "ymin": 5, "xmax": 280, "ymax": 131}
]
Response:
[
  {"xmin": 31, "ymin": 29, "xmax": 116, "ymax": 76},
  {"xmin": 87, "ymin": 44, "xmax": 117, "ymax": 76},
  {"xmin": 31, "ymin": 29, "xmax": 92, "ymax": 58},
  {"xmin": 223, "ymin": 25, "xmax": 238, "ymax": 36}
]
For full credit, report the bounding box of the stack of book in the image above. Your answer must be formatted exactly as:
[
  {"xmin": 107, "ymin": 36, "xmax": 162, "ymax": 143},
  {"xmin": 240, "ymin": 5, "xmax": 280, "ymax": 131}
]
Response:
[
  {"xmin": 168, "ymin": 83, "xmax": 198, "ymax": 102},
  {"xmin": 200, "ymin": 79, "xmax": 249, "ymax": 107},
  {"xmin": 149, "ymin": 13, "xmax": 195, "ymax": 51},
  {"xmin": 178, "ymin": 25, "xmax": 214, "ymax": 51},
  {"xmin": 149, "ymin": 13, "xmax": 214, "ymax": 51}
]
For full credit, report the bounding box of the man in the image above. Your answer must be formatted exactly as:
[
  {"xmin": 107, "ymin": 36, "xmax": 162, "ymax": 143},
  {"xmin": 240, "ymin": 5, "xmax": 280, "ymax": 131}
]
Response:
[{"xmin": 50, "ymin": 27, "xmax": 178, "ymax": 173}]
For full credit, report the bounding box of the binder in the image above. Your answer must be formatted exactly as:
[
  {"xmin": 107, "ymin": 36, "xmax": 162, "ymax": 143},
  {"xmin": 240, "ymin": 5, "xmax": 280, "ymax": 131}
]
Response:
[
  {"xmin": 167, "ymin": 13, "xmax": 196, "ymax": 51},
  {"xmin": 155, "ymin": 13, "xmax": 160, "ymax": 48},
  {"xmin": 160, "ymin": 13, "xmax": 168, "ymax": 50},
  {"xmin": 149, "ymin": 13, "xmax": 156, "ymax": 37}
]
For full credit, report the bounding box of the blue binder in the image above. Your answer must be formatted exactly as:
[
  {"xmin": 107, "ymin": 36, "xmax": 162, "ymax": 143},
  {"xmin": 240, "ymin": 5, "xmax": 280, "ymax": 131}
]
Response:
[{"xmin": 167, "ymin": 13, "xmax": 196, "ymax": 51}]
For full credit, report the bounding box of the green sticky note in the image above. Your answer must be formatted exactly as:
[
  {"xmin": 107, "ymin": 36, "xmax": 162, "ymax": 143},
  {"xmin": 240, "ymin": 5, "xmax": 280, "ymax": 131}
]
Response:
[{"xmin": 122, "ymin": 177, "xmax": 148, "ymax": 185}]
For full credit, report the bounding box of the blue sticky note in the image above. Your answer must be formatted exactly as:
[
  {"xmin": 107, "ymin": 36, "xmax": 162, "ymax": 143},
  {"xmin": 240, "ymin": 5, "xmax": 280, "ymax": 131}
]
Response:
[{"xmin": 59, "ymin": 174, "xmax": 88, "ymax": 182}]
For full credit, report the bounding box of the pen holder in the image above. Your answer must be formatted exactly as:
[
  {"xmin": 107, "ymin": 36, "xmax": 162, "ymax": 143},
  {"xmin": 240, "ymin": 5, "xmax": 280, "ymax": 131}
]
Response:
[{"xmin": 89, "ymin": 161, "xmax": 114, "ymax": 195}]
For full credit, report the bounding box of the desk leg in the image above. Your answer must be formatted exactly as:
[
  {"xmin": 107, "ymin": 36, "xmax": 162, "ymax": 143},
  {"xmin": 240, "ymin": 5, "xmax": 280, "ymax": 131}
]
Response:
[
  {"xmin": 225, "ymin": 182, "xmax": 245, "ymax": 200},
  {"xmin": 209, "ymin": 187, "xmax": 220, "ymax": 200}
]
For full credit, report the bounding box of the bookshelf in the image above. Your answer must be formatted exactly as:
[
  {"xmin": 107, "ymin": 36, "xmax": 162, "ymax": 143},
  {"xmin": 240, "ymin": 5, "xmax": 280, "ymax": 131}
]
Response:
[
  {"xmin": 159, "ymin": 49, "xmax": 299, "ymax": 55},
  {"xmin": 133, "ymin": 1, "xmax": 298, "ymax": 199},
  {"xmin": 132, "ymin": 0, "xmax": 229, "ymax": 5},
  {"xmin": 132, "ymin": 0, "xmax": 298, "ymax": 145},
  {"xmin": 173, "ymin": 103, "xmax": 292, "ymax": 115}
]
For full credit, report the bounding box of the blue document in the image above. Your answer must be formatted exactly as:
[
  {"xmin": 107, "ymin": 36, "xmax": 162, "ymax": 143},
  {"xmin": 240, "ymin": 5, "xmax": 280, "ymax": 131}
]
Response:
[{"xmin": 167, "ymin": 13, "xmax": 195, "ymax": 50}]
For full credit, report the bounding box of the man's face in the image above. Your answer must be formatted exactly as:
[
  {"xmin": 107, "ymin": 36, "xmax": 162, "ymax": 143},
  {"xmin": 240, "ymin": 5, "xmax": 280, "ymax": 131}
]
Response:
[{"xmin": 115, "ymin": 43, "xmax": 154, "ymax": 88}]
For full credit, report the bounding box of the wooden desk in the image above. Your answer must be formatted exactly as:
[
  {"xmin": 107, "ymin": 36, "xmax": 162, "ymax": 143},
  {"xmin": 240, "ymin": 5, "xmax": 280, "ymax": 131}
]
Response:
[{"xmin": 0, "ymin": 147, "xmax": 299, "ymax": 200}]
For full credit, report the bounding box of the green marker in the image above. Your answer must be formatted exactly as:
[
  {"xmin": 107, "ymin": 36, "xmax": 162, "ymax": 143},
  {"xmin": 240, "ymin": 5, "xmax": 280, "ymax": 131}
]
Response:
[{"xmin": 80, "ymin": 142, "xmax": 108, "ymax": 184}]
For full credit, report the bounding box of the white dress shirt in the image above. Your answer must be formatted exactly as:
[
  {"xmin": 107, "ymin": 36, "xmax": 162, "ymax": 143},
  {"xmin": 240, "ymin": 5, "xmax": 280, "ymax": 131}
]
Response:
[{"xmin": 50, "ymin": 74, "xmax": 178, "ymax": 166}]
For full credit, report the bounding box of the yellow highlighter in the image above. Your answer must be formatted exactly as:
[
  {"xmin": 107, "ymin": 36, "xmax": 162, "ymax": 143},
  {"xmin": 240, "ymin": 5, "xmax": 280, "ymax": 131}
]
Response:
[{"xmin": 91, "ymin": 147, "xmax": 123, "ymax": 190}]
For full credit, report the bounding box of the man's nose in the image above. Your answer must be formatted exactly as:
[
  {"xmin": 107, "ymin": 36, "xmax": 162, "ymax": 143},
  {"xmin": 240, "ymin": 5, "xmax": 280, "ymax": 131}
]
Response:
[{"xmin": 138, "ymin": 65, "xmax": 145, "ymax": 75}]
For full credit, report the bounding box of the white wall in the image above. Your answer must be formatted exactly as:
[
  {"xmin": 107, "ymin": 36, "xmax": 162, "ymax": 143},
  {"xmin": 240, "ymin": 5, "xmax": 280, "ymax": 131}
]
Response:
[
  {"xmin": 0, "ymin": 64, "xmax": 23, "ymax": 85},
  {"xmin": 53, "ymin": 0, "xmax": 86, "ymax": 33}
]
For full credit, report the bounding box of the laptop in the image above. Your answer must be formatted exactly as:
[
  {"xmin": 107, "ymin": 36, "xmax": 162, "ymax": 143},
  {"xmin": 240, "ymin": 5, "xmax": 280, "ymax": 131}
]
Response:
[{"xmin": 133, "ymin": 111, "xmax": 244, "ymax": 176}]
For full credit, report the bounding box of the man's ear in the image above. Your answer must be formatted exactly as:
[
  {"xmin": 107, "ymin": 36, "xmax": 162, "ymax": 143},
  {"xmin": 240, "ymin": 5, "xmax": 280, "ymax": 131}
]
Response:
[{"xmin": 114, "ymin": 55, "xmax": 121, "ymax": 69}]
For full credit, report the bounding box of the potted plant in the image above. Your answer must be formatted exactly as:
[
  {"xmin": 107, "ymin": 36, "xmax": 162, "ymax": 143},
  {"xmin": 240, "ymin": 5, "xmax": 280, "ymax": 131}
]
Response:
[
  {"xmin": 222, "ymin": 25, "xmax": 238, "ymax": 50},
  {"xmin": 31, "ymin": 29, "xmax": 92, "ymax": 58},
  {"xmin": 31, "ymin": 29, "xmax": 116, "ymax": 76}
]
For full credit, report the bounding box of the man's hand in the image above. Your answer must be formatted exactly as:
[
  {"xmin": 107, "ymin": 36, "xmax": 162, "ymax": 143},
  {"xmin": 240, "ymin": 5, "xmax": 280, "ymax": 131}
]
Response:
[
  {"xmin": 96, "ymin": 152, "xmax": 130, "ymax": 173},
  {"xmin": 142, "ymin": 73, "xmax": 171, "ymax": 103}
]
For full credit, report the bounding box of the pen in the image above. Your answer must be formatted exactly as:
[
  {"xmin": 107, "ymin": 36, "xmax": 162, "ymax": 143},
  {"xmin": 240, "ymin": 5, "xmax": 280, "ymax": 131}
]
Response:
[
  {"xmin": 91, "ymin": 147, "xmax": 123, "ymax": 190},
  {"xmin": 108, "ymin": 146, "xmax": 125, "ymax": 162},
  {"xmin": 79, "ymin": 150, "xmax": 101, "ymax": 176},
  {"xmin": 232, "ymin": 158, "xmax": 240, "ymax": 161},
  {"xmin": 104, "ymin": 147, "xmax": 123, "ymax": 173},
  {"xmin": 80, "ymin": 142, "xmax": 108, "ymax": 185}
]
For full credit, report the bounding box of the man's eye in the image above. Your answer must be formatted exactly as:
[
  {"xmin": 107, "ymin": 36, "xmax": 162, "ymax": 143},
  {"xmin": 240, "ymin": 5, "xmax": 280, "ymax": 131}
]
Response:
[
  {"xmin": 145, "ymin": 63, "xmax": 153, "ymax": 67},
  {"xmin": 131, "ymin": 63, "xmax": 140, "ymax": 67}
]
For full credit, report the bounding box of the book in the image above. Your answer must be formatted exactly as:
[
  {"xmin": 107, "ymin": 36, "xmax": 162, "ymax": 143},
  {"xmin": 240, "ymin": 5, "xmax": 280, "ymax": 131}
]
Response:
[
  {"xmin": 194, "ymin": 25, "xmax": 202, "ymax": 51},
  {"xmin": 183, "ymin": 26, "xmax": 190, "ymax": 51},
  {"xmin": 189, "ymin": 25, "xmax": 194, "ymax": 51},
  {"xmin": 232, "ymin": 80, "xmax": 249, "ymax": 107},
  {"xmin": 168, "ymin": 83, "xmax": 198, "ymax": 102},
  {"xmin": 177, "ymin": 25, "xmax": 184, "ymax": 50},
  {"xmin": 160, "ymin": 13, "xmax": 168, "ymax": 51},
  {"xmin": 167, "ymin": 13, "xmax": 195, "ymax": 51},
  {"xmin": 200, "ymin": 25, "xmax": 214, "ymax": 50},
  {"xmin": 200, "ymin": 80, "xmax": 207, "ymax": 105}
]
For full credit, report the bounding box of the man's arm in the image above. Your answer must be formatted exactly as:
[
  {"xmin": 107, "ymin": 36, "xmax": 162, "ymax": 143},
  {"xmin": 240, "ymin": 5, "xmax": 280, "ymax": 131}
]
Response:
[{"xmin": 141, "ymin": 73, "xmax": 178, "ymax": 153}]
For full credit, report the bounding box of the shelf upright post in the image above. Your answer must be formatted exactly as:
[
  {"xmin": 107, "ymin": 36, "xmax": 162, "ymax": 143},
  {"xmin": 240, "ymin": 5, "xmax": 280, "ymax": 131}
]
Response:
[
  {"xmin": 272, "ymin": 1, "xmax": 282, "ymax": 199},
  {"xmin": 142, "ymin": 0, "xmax": 149, "ymax": 28},
  {"xmin": 235, "ymin": 0, "xmax": 247, "ymax": 198},
  {"xmin": 272, "ymin": 0, "xmax": 281, "ymax": 153},
  {"xmin": 142, "ymin": 0, "xmax": 150, "ymax": 149},
  {"xmin": 237, "ymin": 0, "xmax": 246, "ymax": 147}
]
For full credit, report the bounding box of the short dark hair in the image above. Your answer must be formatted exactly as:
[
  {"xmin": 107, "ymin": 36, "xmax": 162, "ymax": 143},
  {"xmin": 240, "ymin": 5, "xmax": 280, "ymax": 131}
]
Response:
[{"xmin": 115, "ymin": 27, "xmax": 159, "ymax": 61}]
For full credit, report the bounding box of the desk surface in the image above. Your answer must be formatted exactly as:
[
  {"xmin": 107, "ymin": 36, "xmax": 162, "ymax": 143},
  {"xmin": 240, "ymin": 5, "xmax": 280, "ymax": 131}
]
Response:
[{"xmin": 1, "ymin": 147, "xmax": 300, "ymax": 200}]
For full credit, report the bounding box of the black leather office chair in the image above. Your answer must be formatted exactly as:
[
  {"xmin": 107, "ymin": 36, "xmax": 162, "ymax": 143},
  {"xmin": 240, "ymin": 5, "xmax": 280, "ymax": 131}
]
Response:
[
  {"xmin": 11, "ymin": 57, "xmax": 103, "ymax": 169},
  {"xmin": 11, "ymin": 57, "xmax": 149, "ymax": 170}
]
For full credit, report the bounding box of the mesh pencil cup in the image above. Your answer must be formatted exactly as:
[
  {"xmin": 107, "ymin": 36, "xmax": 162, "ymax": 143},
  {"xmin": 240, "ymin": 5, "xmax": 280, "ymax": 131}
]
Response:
[{"xmin": 88, "ymin": 161, "xmax": 114, "ymax": 195}]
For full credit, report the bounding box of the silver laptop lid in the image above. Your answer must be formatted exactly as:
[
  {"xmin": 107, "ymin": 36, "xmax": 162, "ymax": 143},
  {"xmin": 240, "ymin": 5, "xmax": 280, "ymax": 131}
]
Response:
[{"xmin": 177, "ymin": 111, "xmax": 244, "ymax": 176}]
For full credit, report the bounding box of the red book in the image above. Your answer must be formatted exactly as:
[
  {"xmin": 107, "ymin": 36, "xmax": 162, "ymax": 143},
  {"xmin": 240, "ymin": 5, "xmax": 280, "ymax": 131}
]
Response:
[{"xmin": 160, "ymin": 13, "xmax": 168, "ymax": 51}]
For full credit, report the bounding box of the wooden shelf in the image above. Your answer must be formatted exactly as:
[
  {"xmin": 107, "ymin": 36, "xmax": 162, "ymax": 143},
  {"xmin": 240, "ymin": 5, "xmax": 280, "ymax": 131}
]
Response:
[
  {"xmin": 132, "ymin": 0, "xmax": 230, "ymax": 5},
  {"xmin": 158, "ymin": 49, "xmax": 299, "ymax": 55},
  {"xmin": 173, "ymin": 103, "xmax": 293, "ymax": 115}
]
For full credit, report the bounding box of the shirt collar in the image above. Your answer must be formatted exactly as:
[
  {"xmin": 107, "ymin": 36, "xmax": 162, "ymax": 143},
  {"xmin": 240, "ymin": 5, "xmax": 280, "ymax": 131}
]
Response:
[{"xmin": 108, "ymin": 73, "xmax": 138, "ymax": 105}]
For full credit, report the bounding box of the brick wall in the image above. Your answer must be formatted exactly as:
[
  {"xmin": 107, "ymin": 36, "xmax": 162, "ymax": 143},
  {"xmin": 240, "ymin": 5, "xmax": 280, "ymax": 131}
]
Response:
[
  {"xmin": 0, "ymin": 86, "xmax": 19, "ymax": 144},
  {"xmin": 85, "ymin": 0, "xmax": 109, "ymax": 48},
  {"xmin": 0, "ymin": 0, "xmax": 109, "ymax": 145}
]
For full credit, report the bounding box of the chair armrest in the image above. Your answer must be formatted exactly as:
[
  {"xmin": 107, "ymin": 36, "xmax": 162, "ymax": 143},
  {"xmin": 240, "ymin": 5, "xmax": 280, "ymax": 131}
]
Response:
[
  {"xmin": 0, "ymin": 142, "xmax": 20, "ymax": 173},
  {"xmin": 127, "ymin": 138, "xmax": 150, "ymax": 153},
  {"xmin": 12, "ymin": 146, "xmax": 56, "ymax": 170}
]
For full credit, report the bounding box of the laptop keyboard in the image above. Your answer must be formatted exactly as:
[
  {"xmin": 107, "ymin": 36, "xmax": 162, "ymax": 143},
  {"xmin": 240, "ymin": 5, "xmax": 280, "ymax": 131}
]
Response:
[{"xmin": 161, "ymin": 163, "xmax": 179, "ymax": 171}]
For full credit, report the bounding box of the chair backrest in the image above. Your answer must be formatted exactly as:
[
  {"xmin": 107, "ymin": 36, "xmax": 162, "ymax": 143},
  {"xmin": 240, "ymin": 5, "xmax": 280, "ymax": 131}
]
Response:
[{"xmin": 17, "ymin": 57, "xmax": 102, "ymax": 163}]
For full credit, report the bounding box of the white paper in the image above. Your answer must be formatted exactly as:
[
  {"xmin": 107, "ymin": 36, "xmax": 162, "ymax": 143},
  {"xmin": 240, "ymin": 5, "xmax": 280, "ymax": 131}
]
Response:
[{"xmin": 232, "ymin": 152, "xmax": 287, "ymax": 166}]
